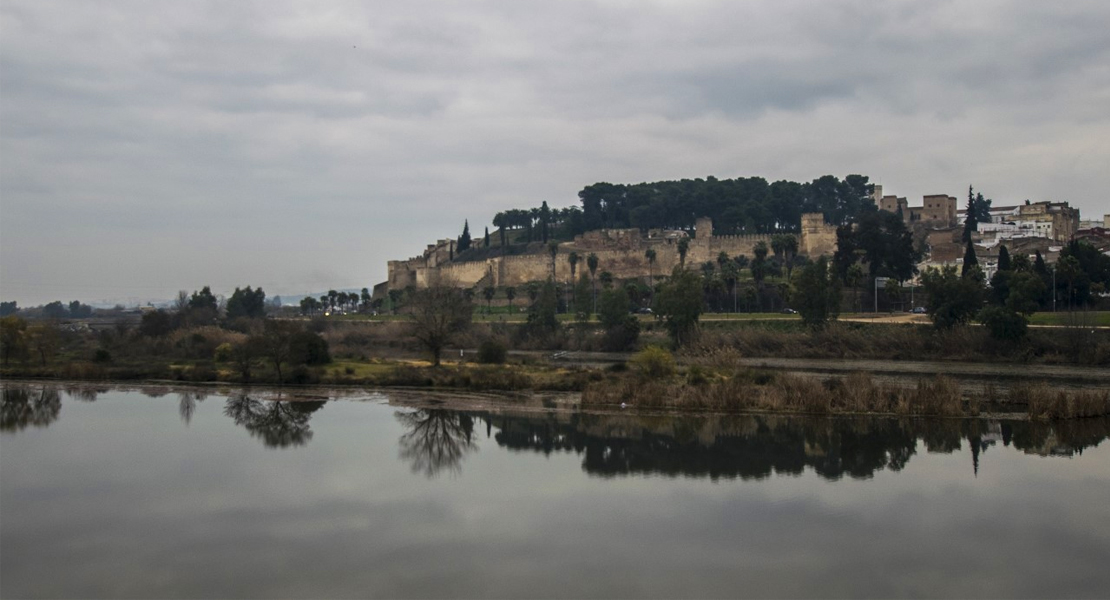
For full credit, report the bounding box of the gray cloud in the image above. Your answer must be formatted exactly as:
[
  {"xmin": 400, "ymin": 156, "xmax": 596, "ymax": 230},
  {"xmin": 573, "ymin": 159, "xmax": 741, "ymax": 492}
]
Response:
[{"xmin": 2, "ymin": 0, "xmax": 1109, "ymax": 305}]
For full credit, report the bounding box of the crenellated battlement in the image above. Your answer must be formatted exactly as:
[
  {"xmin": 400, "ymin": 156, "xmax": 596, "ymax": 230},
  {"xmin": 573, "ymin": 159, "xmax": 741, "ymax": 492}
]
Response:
[
  {"xmin": 500, "ymin": 254, "xmax": 547, "ymax": 263},
  {"xmin": 710, "ymin": 233, "xmax": 774, "ymax": 242}
]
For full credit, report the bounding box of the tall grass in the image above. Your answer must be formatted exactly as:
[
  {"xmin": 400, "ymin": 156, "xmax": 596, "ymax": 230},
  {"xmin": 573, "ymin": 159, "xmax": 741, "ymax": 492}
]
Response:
[
  {"xmin": 582, "ymin": 369, "xmax": 1108, "ymax": 419},
  {"xmin": 1012, "ymin": 384, "xmax": 1110, "ymax": 420}
]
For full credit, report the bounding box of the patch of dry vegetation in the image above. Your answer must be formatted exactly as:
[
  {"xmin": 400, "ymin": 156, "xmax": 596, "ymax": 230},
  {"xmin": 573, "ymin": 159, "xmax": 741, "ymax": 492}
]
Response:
[
  {"xmin": 582, "ymin": 370, "xmax": 968, "ymax": 417},
  {"xmin": 1012, "ymin": 384, "xmax": 1110, "ymax": 420},
  {"xmin": 583, "ymin": 346, "xmax": 1108, "ymax": 419}
]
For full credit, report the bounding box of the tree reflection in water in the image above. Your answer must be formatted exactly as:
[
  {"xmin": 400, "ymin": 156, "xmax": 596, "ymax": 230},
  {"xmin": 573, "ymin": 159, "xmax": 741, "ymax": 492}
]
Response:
[
  {"xmin": 62, "ymin": 384, "xmax": 108, "ymax": 403},
  {"xmin": 177, "ymin": 391, "xmax": 208, "ymax": 425},
  {"xmin": 1, "ymin": 385, "xmax": 62, "ymax": 432},
  {"xmin": 223, "ymin": 394, "xmax": 326, "ymax": 448},
  {"xmin": 480, "ymin": 411, "xmax": 1110, "ymax": 480},
  {"xmin": 395, "ymin": 409, "xmax": 478, "ymax": 478}
]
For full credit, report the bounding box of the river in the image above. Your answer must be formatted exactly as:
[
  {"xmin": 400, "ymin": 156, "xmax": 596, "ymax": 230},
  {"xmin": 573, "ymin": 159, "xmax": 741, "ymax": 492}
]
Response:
[{"xmin": 2, "ymin": 382, "xmax": 1108, "ymax": 598}]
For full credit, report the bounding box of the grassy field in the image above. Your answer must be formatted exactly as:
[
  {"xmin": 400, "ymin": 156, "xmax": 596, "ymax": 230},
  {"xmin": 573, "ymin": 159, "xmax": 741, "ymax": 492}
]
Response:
[
  {"xmin": 332, "ymin": 311, "xmax": 802, "ymax": 324},
  {"xmin": 1028, "ymin": 311, "xmax": 1110, "ymax": 327}
]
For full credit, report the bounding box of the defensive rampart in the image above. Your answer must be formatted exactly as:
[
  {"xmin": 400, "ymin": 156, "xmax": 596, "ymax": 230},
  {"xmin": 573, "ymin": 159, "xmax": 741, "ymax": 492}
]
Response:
[{"xmin": 379, "ymin": 214, "xmax": 837, "ymax": 294}]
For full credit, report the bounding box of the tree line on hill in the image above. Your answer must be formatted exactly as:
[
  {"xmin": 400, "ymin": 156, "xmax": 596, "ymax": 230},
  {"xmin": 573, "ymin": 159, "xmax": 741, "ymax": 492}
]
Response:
[{"xmin": 471, "ymin": 174, "xmax": 876, "ymax": 251}]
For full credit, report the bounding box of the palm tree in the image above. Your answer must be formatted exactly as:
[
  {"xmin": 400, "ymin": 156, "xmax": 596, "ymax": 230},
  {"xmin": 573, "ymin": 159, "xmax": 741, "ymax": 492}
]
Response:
[
  {"xmin": 752, "ymin": 242, "xmax": 769, "ymax": 311},
  {"xmin": 677, "ymin": 238, "xmax": 690, "ymax": 268},
  {"xmin": 722, "ymin": 262, "xmax": 739, "ymax": 313},
  {"xmin": 846, "ymin": 263, "xmax": 864, "ymax": 313},
  {"xmin": 782, "ymin": 235, "xmax": 799, "ymax": 280},
  {"xmin": 482, "ymin": 286, "xmax": 496, "ymax": 314},
  {"xmin": 568, "ymin": 251, "xmax": 580, "ymax": 314},
  {"xmin": 587, "ymin": 253, "xmax": 599, "ymax": 313},
  {"xmin": 505, "ymin": 286, "xmax": 516, "ymax": 314},
  {"xmin": 599, "ymin": 271, "xmax": 614, "ymax": 289},
  {"xmin": 771, "ymin": 234, "xmax": 785, "ymax": 259}
]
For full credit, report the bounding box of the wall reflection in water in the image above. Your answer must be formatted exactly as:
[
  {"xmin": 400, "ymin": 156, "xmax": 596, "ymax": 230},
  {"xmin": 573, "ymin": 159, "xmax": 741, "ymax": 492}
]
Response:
[{"xmin": 430, "ymin": 408, "xmax": 1110, "ymax": 480}]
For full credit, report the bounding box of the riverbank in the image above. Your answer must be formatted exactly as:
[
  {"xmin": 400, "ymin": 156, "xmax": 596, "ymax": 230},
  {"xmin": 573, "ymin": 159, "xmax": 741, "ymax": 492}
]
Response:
[{"xmin": 6, "ymin": 351, "xmax": 1109, "ymax": 421}]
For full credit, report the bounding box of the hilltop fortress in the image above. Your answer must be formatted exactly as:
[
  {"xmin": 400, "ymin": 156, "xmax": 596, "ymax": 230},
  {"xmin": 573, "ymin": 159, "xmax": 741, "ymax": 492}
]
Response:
[{"xmin": 377, "ymin": 214, "xmax": 837, "ymax": 296}]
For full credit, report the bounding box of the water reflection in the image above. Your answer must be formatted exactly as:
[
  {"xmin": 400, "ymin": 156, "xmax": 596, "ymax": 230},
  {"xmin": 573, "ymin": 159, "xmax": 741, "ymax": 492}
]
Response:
[
  {"xmin": 1, "ymin": 386, "xmax": 61, "ymax": 431},
  {"xmin": 395, "ymin": 409, "xmax": 478, "ymax": 477},
  {"xmin": 468, "ymin": 411, "xmax": 1110, "ymax": 481},
  {"xmin": 3, "ymin": 383, "xmax": 1108, "ymax": 479},
  {"xmin": 62, "ymin": 384, "xmax": 108, "ymax": 402},
  {"xmin": 177, "ymin": 391, "xmax": 208, "ymax": 425},
  {"xmin": 223, "ymin": 394, "xmax": 326, "ymax": 448}
]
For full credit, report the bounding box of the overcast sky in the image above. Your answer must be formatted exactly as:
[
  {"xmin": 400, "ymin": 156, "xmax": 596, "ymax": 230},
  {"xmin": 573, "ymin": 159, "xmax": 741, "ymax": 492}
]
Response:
[{"xmin": 2, "ymin": 0, "xmax": 1108, "ymax": 306}]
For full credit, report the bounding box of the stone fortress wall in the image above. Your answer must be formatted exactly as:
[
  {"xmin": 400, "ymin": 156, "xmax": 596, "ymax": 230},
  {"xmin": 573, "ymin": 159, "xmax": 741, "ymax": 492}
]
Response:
[
  {"xmin": 381, "ymin": 214, "xmax": 838, "ymax": 294},
  {"xmin": 873, "ymin": 184, "xmax": 959, "ymax": 228}
]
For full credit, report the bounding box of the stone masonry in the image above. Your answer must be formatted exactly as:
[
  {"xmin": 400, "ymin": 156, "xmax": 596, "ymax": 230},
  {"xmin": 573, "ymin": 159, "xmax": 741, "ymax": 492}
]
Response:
[{"xmin": 378, "ymin": 214, "xmax": 838, "ymax": 295}]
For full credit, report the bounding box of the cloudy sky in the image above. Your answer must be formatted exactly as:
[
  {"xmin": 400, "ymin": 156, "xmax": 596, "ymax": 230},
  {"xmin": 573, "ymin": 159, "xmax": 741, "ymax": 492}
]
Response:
[{"xmin": 2, "ymin": 1, "xmax": 1108, "ymax": 306}]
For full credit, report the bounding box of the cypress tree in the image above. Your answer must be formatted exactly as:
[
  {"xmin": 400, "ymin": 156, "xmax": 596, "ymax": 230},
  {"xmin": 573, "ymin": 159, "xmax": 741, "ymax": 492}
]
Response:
[
  {"xmin": 1034, "ymin": 250, "xmax": 1047, "ymax": 275},
  {"xmin": 457, "ymin": 220, "xmax": 471, "ymax": 252},
  {"xmin": 997, "ymin": 245, "xmax": 1011, "ymax": 272},
  {"xmin": 961, "ymin": 239, "xmax": 978, "ymax": 278},
  {"xmin": 484, "ymin": 227, "xmax": 490, "ymax": 248},
  {"xmin": 963, "ymin": 186, "xmax": 978, "ymax": 242},
  {"xmin": 540, "ymin": 201, "xmax": 551, "ymax": 243}
]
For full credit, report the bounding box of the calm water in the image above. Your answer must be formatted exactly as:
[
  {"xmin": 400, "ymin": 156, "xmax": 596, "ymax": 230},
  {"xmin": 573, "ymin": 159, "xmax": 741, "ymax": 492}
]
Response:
[{"xmin": 2, "ymin": 382, "xmax": 1109, "ymax": 599}]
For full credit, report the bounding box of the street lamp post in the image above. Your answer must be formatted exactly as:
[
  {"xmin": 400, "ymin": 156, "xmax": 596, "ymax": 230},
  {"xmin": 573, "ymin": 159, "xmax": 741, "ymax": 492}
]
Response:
[{"xmin": 1052, "ymin": 266, "xmax": 1056, "ymax": 312}]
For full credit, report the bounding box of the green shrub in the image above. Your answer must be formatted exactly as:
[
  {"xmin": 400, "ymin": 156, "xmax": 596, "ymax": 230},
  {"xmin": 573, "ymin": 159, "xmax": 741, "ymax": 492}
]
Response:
[
  {"xmin": 290, "ymin": 331, "xmax": 331, "ymax": 365},
  {"xmin": 289, "ymin": 365, "xmax": 322, "ymax": 384},
  {"xmin": 629, "ymin": 346, "xmax": 676, "ymax": 379},
  {"xmin": 214, "ymin": 343, "xmax": 233, "ymax": 362},
  {"xmin": 477, "ymin": 338, "xmax": 508, "ymax": 364},
  {"xmin": 977, "ymin": 306, "xmax": 1028, "ymax": 341}
]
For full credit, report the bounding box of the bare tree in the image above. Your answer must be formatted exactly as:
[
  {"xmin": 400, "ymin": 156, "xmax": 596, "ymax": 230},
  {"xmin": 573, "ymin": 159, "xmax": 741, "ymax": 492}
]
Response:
[
  {"xmin": 395, "ymin": 409, "xmax": 477, "ymax": 477},
  {"xmin": 257, "ymin": 320, "xmax": 299, "ymax": 383},
  {"xmin": 174, "ymin": 290, "xmax": 190, "ymax": 312},
  {"xmin": 407, "ymin": 278, "xmax": 473, "ymax": 366}
]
